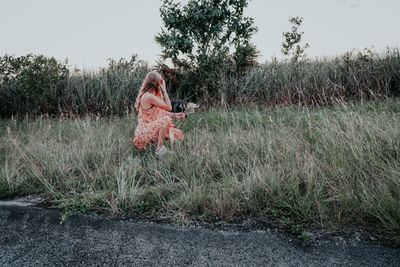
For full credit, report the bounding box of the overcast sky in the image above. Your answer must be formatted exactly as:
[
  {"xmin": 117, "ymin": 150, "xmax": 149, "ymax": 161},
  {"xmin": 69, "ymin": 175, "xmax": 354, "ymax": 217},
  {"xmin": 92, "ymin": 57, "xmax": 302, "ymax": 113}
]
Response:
[{"xmin": 1, "ymin": 0, "xmax": 399, "ymax": 69}]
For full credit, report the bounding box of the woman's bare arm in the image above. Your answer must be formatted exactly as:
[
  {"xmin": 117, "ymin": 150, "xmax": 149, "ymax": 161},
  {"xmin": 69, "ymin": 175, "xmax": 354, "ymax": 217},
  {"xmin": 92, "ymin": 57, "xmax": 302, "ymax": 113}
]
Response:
[
  {"xmin": 162, "ymin": 111, "xmax": 185, "ymax": 119},
  {"xmin": 144, "ymin": 94, "xmax": 171, "ymax": 111},
  {"xmin": 140, "ymin": 79, "xmax": 171, "ymax": 111}
]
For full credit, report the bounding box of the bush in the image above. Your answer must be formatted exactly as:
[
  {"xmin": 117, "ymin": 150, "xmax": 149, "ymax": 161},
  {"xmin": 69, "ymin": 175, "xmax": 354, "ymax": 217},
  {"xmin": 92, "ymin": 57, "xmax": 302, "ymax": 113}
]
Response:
[{"xmin": 0, "ymin": 54, "xmax": 68, "ymax": 116}]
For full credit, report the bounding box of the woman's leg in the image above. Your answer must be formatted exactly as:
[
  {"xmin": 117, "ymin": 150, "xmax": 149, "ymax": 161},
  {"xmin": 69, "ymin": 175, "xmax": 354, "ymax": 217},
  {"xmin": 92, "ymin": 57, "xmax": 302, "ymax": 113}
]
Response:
[
  {"xmin": 156, "ymin": 116, "xmax": 175, "ymax": 151},
  {"xmin": 157, "ymin": 124, "xmax": 167, "ymax": 150}
]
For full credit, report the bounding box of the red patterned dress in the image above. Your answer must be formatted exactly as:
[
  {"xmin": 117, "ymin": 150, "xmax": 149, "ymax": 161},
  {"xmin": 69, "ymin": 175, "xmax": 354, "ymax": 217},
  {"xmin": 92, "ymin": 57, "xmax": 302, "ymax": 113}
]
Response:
[{"xmin": 133, "ymin": 98, "xmax": 184, "ymax": 150}]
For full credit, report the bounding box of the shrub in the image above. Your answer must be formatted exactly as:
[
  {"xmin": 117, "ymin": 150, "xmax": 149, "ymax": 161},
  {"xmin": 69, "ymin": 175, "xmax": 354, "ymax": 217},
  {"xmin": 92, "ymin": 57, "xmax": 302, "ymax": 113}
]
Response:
[{"xmin": 0, "ymin": 54, "xmax": 68, "ymax": 116}]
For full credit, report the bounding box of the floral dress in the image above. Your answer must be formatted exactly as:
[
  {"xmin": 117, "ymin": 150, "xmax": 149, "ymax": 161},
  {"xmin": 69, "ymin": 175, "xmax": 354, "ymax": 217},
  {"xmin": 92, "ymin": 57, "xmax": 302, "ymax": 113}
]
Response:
[{"xmin": 133, "ymin": 101, "xmax": 184, "ymax": 150}]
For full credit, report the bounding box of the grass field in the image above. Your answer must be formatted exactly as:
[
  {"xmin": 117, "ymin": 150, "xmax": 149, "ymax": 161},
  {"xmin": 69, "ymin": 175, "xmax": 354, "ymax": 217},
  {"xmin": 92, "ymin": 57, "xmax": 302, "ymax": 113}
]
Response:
[{"xmin": 1, "ymin": 99, "xmax": 400, "ymax": 243}]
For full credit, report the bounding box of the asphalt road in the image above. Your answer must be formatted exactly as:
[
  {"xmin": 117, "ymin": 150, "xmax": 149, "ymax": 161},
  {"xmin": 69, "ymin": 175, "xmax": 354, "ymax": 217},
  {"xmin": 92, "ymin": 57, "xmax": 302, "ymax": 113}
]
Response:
[{"xmin": 0, "ymin": 204, "xmax": 399, "ymax": 266}]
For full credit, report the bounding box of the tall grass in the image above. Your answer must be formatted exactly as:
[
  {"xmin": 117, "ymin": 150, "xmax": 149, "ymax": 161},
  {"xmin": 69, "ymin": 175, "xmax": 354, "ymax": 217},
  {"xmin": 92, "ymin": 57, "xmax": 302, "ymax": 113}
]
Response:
[
  {"xmin": 218, "ymin": 48, "xmax": 400, "ymax": 106},
  {"xmin": 1, "ymin": 99, "xmax": 399, "ymax": 243},
  {"xmin": 1, "ymin": 48, "xmax": 399, "ymax": 117},
  {"xmin": 62, "ymin": 59, "xmax": 149, "ymax": 116}
]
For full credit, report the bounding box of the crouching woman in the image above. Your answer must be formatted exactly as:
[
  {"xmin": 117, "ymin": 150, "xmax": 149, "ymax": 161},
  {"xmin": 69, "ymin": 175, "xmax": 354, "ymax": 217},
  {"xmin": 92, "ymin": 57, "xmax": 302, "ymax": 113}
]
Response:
[{"xmin": 133, "ymin": 71, "xmax": 185, "ymax": 155}]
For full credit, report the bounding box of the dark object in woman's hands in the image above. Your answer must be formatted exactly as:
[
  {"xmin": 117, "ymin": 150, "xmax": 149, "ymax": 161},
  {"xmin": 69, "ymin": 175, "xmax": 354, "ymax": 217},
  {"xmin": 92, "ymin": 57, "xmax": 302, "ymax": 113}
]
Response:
[
  {"xmin": 171, "ymin": 99, "xmax": 187, "ymax": 113},
  {"xmin": 171, "ymin": 99, "xmax": 200, "ymax": 113}
]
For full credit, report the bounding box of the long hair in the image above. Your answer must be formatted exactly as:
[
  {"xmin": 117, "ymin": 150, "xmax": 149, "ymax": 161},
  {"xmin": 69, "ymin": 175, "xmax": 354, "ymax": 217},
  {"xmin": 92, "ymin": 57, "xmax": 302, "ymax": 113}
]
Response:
[{"xmin": 135, "ymin": 71, "xmax": 162, "ymax": 111}]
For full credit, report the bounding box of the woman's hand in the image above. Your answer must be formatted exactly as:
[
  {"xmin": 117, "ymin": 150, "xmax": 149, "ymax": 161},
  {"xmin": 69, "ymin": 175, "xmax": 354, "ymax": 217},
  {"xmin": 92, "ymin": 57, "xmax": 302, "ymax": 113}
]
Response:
[{"xmin": 175, "ymin": 113, "xmax": 185, "ymax": 119}]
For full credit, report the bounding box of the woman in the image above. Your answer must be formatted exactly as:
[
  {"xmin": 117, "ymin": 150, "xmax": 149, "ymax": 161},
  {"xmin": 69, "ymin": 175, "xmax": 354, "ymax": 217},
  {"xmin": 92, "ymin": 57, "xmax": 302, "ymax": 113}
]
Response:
[{"xmin": 133, "ymin": 71, "xmax": 185, "ymax": 155}]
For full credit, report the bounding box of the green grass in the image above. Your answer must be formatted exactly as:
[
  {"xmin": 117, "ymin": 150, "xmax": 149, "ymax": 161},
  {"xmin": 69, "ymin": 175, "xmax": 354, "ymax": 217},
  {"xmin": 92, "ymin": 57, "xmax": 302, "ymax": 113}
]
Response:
[{"xmin": 1, "ymin": 99, "xmax": 400, "ymax": 243}]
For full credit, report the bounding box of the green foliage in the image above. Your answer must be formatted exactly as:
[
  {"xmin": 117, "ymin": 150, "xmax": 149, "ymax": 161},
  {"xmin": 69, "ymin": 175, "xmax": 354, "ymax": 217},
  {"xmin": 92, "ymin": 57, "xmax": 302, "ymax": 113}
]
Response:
[
  {"xmin": 155, "ymin": 0, "xmax": 258, "ymax": 101},
  {"xmin": 0, "ymin": 54, "xmax": 68, "ymax": 115},
  {"xmin": 0, "ymin": 54, "xmax": 149, "ymax": 118},
  {"xmin": 281, "ymin": 17, "xmax": 309, "ymax": 62},
  {"xmin": 156, "ymin": 0, "xmax": 257, "ymax": 68},
  {"xmin": 1, "ymin": 48, "xmax": 400, "ymax": 117}
]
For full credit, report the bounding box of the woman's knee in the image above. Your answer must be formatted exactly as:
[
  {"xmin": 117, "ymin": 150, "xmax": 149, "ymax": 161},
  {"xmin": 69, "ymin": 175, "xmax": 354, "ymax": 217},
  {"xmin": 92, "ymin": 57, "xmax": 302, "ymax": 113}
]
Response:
[
  {"xmin": 163, "ymin": 116, "xmax": 172, "ymax": 124},
  {"xmin": 160, "ymin": 116, "xmax": 172, "ymax": 128}
]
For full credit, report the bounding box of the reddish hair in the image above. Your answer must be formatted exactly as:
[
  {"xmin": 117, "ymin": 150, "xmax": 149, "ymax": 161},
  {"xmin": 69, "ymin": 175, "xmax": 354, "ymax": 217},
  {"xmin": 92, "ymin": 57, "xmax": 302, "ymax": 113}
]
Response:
[{"xmin": 135, "ymin": 71, "xmax": 162, "ymax": 111}]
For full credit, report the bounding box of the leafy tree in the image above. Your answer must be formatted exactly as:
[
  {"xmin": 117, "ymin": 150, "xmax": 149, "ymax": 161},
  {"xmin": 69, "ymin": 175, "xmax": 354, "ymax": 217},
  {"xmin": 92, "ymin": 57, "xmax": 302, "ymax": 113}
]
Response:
[
  {"xmin": 281, "ymin": 16, "xmax": 309, "ymax": 62},
  {"xmin": 155, "ymin": 0, "xmax": 258, "ymax": 100}
]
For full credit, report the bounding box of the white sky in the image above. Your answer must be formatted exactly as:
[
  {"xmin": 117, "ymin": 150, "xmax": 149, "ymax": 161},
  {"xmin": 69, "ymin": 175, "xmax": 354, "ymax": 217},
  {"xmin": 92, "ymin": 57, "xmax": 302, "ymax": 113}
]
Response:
[{"xmin": 1, "ymin": 0, "xmax": 399, "ymax": 69}]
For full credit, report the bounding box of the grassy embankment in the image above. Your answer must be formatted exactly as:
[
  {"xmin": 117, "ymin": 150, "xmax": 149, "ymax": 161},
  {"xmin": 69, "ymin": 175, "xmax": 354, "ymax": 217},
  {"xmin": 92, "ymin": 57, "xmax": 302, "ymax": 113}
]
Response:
[{"xmin": 1, "ymin": 99, "xmax": 399, "ymax": 243}]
